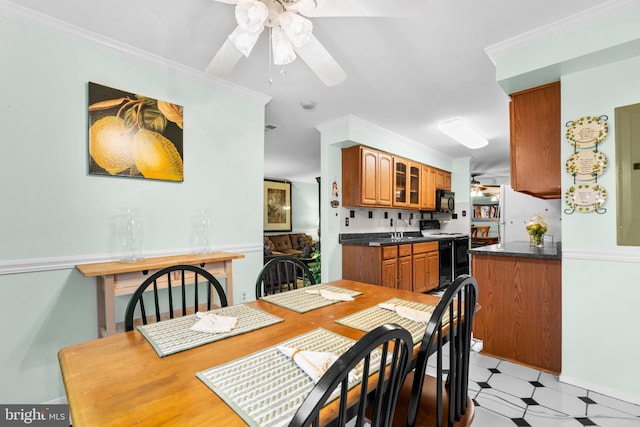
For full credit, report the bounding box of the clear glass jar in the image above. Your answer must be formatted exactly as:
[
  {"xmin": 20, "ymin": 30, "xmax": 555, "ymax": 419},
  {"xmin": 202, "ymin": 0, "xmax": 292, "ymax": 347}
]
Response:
[{"xmin": 526, "ymin": 214, "xmax": 547, "ymax": 247}]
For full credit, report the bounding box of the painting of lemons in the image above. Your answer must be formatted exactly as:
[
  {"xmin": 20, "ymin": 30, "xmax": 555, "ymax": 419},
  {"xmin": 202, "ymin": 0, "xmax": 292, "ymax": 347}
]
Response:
[{"xmin": 88, "ymin": 82, "xmax": 184, "ymax": 182}]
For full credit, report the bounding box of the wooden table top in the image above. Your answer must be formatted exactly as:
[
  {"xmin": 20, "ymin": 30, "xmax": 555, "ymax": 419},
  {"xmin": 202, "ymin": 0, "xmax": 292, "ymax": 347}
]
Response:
[
  {"xmin": 75, "ymin": 251, "xmax": 245, "ymax": 277},
  {"xmin": 58, "ymin": 280, "xmax": 441, "ymax": 426}
]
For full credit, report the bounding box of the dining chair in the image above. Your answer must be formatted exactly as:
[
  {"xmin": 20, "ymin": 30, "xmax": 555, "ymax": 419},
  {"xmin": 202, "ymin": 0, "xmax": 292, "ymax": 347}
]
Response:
[
  {"xmin": 124, "ymin": 264, "xmax": 228, "ymax": 332},
  {"xmin": 393, "ymin": 274, "xmax": 479, "ymax": 427},
  {"xmin": 255, "ymin": 255, "xmax": 315, "ymax": 298},
  {"xmin": 289, "ymin": 323, "xmax": 414, "ymax": 427}
]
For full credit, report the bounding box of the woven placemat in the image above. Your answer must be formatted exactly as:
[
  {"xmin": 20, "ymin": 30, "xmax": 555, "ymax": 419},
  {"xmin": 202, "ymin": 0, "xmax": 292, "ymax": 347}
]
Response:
[
  {"xmin": 197, "ymin": 328, "xmax": 382, "ymax": 427},
  {"xmin": 335, "ymin": 297, "xmax": 438, "ymax": 344},
  {"xmin": 137, "ymin": 304, "xmax": 283, "ymax": 357},
  {"xmin": 260, "ymin": 284, "xmax": 362, "ymax": 313}
]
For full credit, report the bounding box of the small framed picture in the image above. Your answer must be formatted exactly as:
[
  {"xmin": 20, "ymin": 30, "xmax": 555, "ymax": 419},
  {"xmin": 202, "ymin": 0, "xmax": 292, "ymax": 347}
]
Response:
[{"xmin": 264, "ymin": 180, "xmax": 292, "ymax": 231}]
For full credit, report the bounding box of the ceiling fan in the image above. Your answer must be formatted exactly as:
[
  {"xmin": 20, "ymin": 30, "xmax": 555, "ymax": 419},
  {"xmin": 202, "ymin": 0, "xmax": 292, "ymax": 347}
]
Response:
[{"xmin": 206, "ymin": 0, "xmax": 426, "ymax": 86}]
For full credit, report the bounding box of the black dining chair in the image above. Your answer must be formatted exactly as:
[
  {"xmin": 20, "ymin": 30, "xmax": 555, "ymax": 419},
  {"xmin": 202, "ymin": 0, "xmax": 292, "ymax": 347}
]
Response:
[
  {"xmin": 255, "ymin": 255, "xmax": 315, "ymax": 299},
  {"xmin": 393, "ymin": 274, "xmax": 478, "ymax": 427},
  {"xmin": 124, "ymin": 264, "xmax": 228, "ymax": 332},
  {"xmin": 289, "ymin": 323, "xmax": 414, "ymax": 427}
]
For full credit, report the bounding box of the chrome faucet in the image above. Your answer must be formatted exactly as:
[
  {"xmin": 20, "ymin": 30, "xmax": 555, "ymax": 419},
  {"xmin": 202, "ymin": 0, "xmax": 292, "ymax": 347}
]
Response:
[{"xmin": 391, "ymin": 219, "xmax": 410, "ymax": 240}]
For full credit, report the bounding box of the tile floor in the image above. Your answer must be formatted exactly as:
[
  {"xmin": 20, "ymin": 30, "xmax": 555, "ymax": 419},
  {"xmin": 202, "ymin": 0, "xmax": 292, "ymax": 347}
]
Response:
[{"xmin": 430, "ymin": 348, "xmax": 640, "ymax": 426}]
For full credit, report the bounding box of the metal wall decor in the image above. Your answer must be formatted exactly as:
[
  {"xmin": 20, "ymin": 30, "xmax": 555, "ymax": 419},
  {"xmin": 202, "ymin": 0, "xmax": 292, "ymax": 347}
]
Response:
[{"xmin": 564, "ymin": 115, "xmax": 608, "ymax": 214}]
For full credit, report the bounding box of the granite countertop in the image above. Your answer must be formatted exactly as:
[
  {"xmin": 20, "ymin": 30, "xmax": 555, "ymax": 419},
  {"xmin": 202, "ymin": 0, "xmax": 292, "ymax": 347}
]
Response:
[
  {"xmin": 339, "ymin": 232, "xmax": 468, "ymax": 247},
  {"xmin": 468, "ymin": 241, "xmax": 561, "ymax": 260}
]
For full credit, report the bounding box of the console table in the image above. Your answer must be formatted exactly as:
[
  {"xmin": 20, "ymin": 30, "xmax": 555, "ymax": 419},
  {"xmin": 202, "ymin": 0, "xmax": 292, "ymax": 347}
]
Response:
[{"xmin": 76, "ymin": 252, "xmax": 245, "ymax": 337}]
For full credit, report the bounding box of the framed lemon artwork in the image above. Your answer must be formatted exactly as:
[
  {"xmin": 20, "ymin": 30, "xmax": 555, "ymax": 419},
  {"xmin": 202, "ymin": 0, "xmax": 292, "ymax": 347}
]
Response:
[{"xmin": 88, "ymin": 82, "xmax": 184, "ymax": 182}]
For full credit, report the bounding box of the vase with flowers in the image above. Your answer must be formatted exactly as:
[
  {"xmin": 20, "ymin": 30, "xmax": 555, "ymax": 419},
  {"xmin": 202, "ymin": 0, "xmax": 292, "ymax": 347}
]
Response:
[{"xmin": 526, "ymin": 214, "xmax": 548, "ymax": 247}]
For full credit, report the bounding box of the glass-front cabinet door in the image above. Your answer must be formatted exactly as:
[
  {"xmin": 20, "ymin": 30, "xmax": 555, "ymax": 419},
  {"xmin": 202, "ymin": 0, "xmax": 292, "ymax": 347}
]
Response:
[
  {"xmin": 408, "ymin": 163, "xmax": 421, "ymax": 209},
  {"xmin": 393, "ymin": 157, "xmax": 408, "ymax": 206}
]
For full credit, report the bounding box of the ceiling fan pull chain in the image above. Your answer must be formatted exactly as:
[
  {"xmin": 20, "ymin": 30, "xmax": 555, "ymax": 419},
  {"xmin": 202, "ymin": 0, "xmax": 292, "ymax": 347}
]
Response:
[{"xmin": 268, "ymin": 27, "xmax": 274, "ymax": 85}]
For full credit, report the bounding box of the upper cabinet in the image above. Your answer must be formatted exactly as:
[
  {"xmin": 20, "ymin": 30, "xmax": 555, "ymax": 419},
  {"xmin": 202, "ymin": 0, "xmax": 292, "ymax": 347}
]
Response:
[
  {"xmin": 343, "ymin": 145, "xmax": 448, "ymax": 211},
  {"xmin": 393, "ymin": 157, "xmax": 421, "ymax": 209},
  {"xmin": 434, "ymin": 169, "xmax": 451, "ymax": 191},
  {"xmin": 420, "ymin": 165, "xmax": 436, "ymax": 211},
  {"xmin": 509, "ymin": 82, "xmax": 561, "ymax": 199},
  {"xmin": 342, "ymin": 145, "xmax": 392, "ymax": 207}
]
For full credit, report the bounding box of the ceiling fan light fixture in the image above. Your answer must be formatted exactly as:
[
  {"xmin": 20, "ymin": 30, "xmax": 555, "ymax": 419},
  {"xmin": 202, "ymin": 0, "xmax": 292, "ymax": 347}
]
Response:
[
  {"xmin": 271, "ymin": 27, "xmax": 296, "ymax": 65},
  {"xmin": 438, "ymin": 118, "xmax": 488, "ymax": 149},
  {"xmin": 279, "ymin": 12, "xmax": 313, "ymax": 47}
]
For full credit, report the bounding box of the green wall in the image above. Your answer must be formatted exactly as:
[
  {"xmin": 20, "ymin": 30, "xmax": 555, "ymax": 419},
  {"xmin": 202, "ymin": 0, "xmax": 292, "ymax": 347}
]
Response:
[
  {"xmin": 494, "ymin": 6, "xmax": 640, "ymax": 403},
  {"xmin": 0, "ymin": 12, "xmax": 267, "ymax": 403}
]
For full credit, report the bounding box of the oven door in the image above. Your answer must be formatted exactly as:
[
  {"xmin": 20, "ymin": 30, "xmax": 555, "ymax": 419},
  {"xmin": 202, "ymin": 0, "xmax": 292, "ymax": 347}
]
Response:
[
  {"xmin": 453, "ymin": 237, "xmax": 470, "ymax": 278},
  {"xmin": 438, "ymin": 239, "xmax": 453, "ymax": 288}
]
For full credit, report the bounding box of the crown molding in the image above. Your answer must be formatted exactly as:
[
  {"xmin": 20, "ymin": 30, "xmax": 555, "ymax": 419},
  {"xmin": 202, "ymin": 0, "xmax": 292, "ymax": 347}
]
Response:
[
  {"xmin": 485, "ymin": 0, "xmax": 640, "ymax": 64},
  {"xmin": 317, "ymin": 115, "xmax": 455, "ymax": 161},
  {"xmin": 0, "ymin": 0, "xmax": 270, "ymax": 105}
]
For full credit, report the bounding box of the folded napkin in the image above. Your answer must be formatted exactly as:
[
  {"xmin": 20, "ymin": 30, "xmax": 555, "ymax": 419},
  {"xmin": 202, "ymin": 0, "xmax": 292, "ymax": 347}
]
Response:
[
  {"xmin": 278, "ymin": 346, "xmax": 356, "ymax": 383},
  {"xmin": 305, "ymin": 289, "xmax": 354, "ymax": 302},
  {"xmin": 379, "ymin": 303, "xmax": 432, "ymax": 323},
  {"xmin": 190, "ymin": 312, "xmax": 238, "ymax": 334}
]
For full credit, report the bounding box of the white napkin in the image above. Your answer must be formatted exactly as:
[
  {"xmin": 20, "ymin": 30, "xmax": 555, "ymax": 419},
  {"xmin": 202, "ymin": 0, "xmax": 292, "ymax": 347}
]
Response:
[
  {"xmin": 190, "ymin": 312, "xmax": 238, "ymax": 334},
  {"xmin": 305, "ymin": 289, "xmax": 354, "ymax": 301},
  {"xmin": 278, "ymin": 346, "xmax": 357, "ymax": 384},
  {"xmin": 379, "ymin": 303, "xmax": 432, "ymax": 323}
]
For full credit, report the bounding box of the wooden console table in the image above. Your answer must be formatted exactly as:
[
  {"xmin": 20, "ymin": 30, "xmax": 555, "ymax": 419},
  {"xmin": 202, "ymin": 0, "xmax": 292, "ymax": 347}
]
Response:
[{"xmin": 76, "ymin": 252, "xmax": 245, "ymax": 337}]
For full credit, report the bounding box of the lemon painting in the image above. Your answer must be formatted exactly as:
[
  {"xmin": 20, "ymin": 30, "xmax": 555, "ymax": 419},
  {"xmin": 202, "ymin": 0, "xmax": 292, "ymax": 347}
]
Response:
[{"xmin": 88, "ymin": 82, "xmax": 183, "ymax": 182}]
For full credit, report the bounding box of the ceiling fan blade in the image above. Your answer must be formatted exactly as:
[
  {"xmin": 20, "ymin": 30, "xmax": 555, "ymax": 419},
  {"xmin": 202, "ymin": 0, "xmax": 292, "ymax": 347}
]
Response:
[
  {"xmin": 294, "ymin": 35, "xmax": 347, "ymax": 86},
  {"xmin": 289, "ymin": 0, "xmax": 426, "ymax": 17},
  {"xmin": 205, "ymin": 38, "xmax": 244, "ymax": 77},
  {"xmin": 209, "ymin": 0, "xmax": 238, "ymax": 4}
]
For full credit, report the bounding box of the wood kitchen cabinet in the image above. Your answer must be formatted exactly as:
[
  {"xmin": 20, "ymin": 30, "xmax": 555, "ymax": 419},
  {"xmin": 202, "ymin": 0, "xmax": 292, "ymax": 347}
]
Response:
[
  {"xmin": 435, "ymin": 169, "xmax": 451, "ymax": 190},
  {"xmin": 342, "ymin": 242, "xmax": 438, "ymax": 292},
  {"xmin": 420, "ymin": 165, "xmax": 436, "ymax": 211},
  {"xmin": 412, "ymin": 241, "xmax": 439, "ymax": 293},
  {"xmin": 393, "ymin": 158, "xmax": 421, "ymax": 209},
  {"xmin": 472, "ymin": 252, "xmax": 561, "ymax": 373},
  {"xmin": 342, "ymin": 145, "xmax": 393, "ymax": 207},
  {"xmin": 397, "ymin": 244, "xmax": 413, "ymax": 291},
  {"xmin": 509, "ymin": 81, "xmax": 561, "ymax": 199}
]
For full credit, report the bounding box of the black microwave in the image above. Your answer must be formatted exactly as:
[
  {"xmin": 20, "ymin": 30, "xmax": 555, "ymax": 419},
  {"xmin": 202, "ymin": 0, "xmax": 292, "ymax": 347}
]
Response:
[{"xmin": 436, "ymin": 190, "xmax": 455, "ymax": 213}]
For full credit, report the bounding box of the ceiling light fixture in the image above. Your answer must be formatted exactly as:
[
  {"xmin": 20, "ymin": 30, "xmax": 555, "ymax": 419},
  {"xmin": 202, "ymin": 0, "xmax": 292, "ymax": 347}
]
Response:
[{"xmin": 438, "ymin": 118, "xmax": 488, "ymax": 149}]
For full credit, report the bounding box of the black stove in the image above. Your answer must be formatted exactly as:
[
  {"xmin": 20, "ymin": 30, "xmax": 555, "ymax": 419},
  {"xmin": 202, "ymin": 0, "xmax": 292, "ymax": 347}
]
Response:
[{"xmin": 419, "ymin": 220, "xmax": 470, "ymax": 290}]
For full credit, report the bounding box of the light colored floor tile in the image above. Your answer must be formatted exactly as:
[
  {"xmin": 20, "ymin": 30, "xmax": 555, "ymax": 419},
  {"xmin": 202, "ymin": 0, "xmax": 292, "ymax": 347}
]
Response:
[
  {"xmin": 469, "ymin": 365, "xmax": 493, "ymax": 383},
  {"xmin": 590, "ymin": 415, "xmax": 640, "ymax": 427},
  {"xmin": 475, "ymin": 388, "xmax": 527, "ymax": 419},
  {"xmin": 589, "ymin": 391, "xmax": 640, "ymax": 417},
  {"xmin": 470, "ymin": 351, "xmax": 501, "ymax": 369},
  {"xmin": 488, "ymin": 373, "xmax": 535, "ymax": 398},
  {"xmin": 522, "ymin": 411, "xmax": 585, "ymax": 427},
  {"xmin": 471, "ymin": 406, "xmax": 518, "ymax": 427},
  {"xmin": 532, "ymin": 387, "xmax": 587, "ymax": 416},
  {"xmin": 497, "ymin": 360, "xmax": 541, "ymax": 382},
  {"xmin": 538, "ymin": 372, "xmax": 587, "ymax": 396}
]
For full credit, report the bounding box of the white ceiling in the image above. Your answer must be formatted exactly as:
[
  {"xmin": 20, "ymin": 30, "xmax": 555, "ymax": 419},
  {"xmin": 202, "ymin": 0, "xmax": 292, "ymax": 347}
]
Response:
[{"xmin": 8, "ymin": 0, "xmax": 607, "ymax": 183}]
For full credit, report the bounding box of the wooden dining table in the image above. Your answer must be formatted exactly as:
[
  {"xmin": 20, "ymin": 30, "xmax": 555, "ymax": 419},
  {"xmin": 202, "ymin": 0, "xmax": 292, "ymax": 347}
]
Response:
[{"xmin": 58, "ymin": 279, "xmax": 443, "ymax": 426}]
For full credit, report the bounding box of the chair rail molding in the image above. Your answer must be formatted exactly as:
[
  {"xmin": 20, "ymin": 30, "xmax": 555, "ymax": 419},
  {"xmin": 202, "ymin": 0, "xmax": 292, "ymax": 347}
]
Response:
[
  {"xmin": 562, "ymin": 247, "xmax": 640, "ymax": 264},
  {"xmin": 0, "ymin": 244, "xmax": 260, "ymax": 276}
]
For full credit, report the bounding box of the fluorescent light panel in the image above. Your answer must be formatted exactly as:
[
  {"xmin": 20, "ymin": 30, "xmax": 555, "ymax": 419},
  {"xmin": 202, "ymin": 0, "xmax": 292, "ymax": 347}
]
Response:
[{"xmin": 438, "ymin": 118, "xmax": 488, "ymax": 149}]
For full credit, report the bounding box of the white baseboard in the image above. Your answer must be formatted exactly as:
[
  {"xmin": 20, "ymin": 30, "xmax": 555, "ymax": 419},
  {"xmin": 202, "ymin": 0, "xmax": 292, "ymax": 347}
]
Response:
[
  {"xmin": 559, "ymin": 375, "xmax": 640, "ymax": 406},
  {"xmin": 43, "ymin": 396, "xmax": 68, "ymax": 405}
]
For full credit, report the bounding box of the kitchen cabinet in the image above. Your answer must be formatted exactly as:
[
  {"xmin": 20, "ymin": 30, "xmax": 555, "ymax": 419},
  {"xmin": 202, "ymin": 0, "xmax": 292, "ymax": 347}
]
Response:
[
  {"xmin": 342, "ymin": 242, "xmax": 438, "ymax": 292},
  {"xmin": 393, "ymin": 158, "xmax": 421, "ymax": 209},
  {"xmin": 412, "ymin": 241, "xmax": 439, "ymax": 293},
  {"xmin": 435, "ymin": 169, "xmax": 451, "ymax": 191},
  {"xmin": 471, "ymin": 247, "xmax": 561, "ymax": 373},
  {"xmin": 342, "ymin": 145, "xmax": 392, "ymax": 207},
  {"xmin": 509, "ymin": 81, "xmax": 561, "ymax": 199},
  {"xmin": 342, "ymin": 144, "xmax": 449, "ymax": 211},
  {"xmin": 397, "ymin": 244, "xmax": 412, "ymax": 291},
  {"xmin": 420, "ymin": 165, "xmax": 436, "ymax": 211}
]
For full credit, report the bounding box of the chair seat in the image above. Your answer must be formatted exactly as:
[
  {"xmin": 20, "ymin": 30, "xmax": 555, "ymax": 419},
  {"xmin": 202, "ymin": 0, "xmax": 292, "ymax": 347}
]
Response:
[{"xmin": 392, "ymin": 371, "xmax": 475, "ymax": 427}]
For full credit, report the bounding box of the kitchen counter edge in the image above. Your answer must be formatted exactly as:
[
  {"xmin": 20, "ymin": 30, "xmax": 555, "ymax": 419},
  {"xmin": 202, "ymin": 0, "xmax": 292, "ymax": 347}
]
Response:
[
  {"xmin": 339, "ymin": 232, "xmax": 464, "ymax": 247},
  {"xmin": 468, "ymin": 241, "xmax": 561, "ymax": 260}
]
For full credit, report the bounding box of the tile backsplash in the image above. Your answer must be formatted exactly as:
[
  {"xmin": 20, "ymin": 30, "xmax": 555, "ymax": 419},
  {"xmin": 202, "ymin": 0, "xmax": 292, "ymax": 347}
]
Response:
[{"xmin": 338, "ymin": 205, "xmax": 470, "ymax": 235}]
